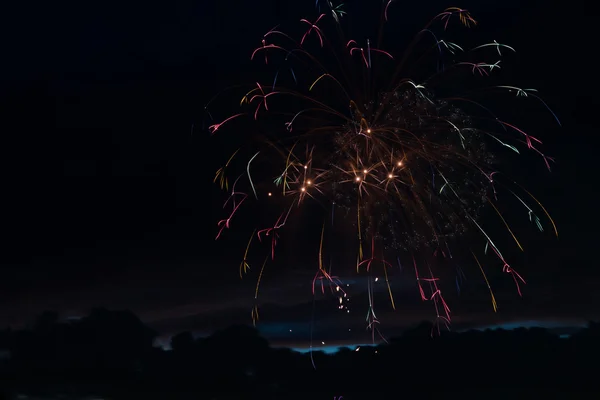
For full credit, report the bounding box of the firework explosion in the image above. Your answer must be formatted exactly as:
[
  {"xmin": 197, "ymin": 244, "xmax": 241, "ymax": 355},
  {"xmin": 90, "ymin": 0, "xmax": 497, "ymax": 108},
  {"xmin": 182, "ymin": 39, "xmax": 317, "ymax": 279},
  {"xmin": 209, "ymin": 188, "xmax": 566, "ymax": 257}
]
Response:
[{"xmin": 206, "ymin": 2, "xmax": 559, "ymax": 339}]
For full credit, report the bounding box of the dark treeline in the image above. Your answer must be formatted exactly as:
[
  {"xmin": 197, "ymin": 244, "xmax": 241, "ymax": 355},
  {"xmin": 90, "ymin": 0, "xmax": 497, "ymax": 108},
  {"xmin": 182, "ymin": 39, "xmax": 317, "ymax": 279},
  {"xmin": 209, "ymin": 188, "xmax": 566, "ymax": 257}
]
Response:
[{"xmin": 0, "ymin": 309, "xmax": 598, "ymax": 399}]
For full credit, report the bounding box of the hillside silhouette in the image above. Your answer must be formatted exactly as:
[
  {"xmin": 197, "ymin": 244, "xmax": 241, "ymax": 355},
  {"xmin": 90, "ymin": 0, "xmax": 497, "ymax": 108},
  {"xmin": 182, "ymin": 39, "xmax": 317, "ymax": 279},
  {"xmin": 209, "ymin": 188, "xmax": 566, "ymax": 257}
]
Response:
[{"xmin": 0, "ymin": 309, "xmax": 598, "ymax": 399}]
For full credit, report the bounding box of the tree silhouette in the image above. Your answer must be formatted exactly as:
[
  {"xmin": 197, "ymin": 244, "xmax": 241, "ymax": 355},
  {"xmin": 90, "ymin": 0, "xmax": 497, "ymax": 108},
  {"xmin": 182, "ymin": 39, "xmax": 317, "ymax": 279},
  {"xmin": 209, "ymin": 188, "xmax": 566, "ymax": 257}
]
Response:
[
  {"xmin": 0, "ymin": 309, "xmax": 598, "ymax": 399},
  {"xmin": 171, "ymin": 331, "xmax": 194, "ymax": 353}
]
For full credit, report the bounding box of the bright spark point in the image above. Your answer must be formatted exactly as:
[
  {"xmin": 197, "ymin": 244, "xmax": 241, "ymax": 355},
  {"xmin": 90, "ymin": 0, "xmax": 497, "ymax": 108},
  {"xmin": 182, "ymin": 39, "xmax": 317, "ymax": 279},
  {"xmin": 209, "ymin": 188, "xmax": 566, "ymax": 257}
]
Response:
[
  {"xmin": 301, "ymin": 187, "xmax": 306, "ymax": 192},
  {"xmin": 307, "ymin": 180, "xmax": 312, "ymax": 185},
  {"xmin": 388, "ymin": 174, "xmax": 393, "ymax": 179},
  {"xmin": 397, "ymin": 161, "xmax": 403, "ymax": 166},
  {"xmin": 363, "ymin": 169, "xmax": 368, "ymax": 174},
  {"xmin": 366, "ymin": 129, "xmax": 371, "ymax": 134},
  {"xmin": 355, "ymin": 177, "xmax": 361, "ymax": 182},
  {"xmin": 304, "ymin": 165, "xmax": 308, "ymax": 169},
  {"xmin": 268, "ymin": 192, "xmax": 272, "ymax": 196}
]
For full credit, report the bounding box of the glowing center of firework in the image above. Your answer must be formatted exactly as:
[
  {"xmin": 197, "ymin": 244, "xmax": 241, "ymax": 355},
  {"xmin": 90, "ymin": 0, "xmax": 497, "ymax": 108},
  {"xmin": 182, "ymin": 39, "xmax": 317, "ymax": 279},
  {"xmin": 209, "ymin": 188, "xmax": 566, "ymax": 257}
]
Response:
[
  {"xmin": 363, "ymin": 169, "xmax": 368, "ymax": 174},
  {"xmin": 355, "ymin": 177, "xmax": 361, "ymax": 182},
  {"xmin": 397, "ymin": 161, "xmax": 403, "ymax": 166},
  {"xmin": 307, "ymin": 180, "xmax": 312, "ymax": 185},
  {"xmin": 301, "ymin": 187, "xmax": 306, "ymax": 192},
  {"xmin": 304, "ymin": 165, "xmax": 308, "ymax": 169},
  {"xmin": 388, "ymin": 174, "xmax": 393, "ymax": 179},
  {"xmin": 366, "ymin": 129, "xmax": 371, "ymax": 134},
  {"xmin": 268, "ymin": 192, "xmax": 272, "ymax": 196}
]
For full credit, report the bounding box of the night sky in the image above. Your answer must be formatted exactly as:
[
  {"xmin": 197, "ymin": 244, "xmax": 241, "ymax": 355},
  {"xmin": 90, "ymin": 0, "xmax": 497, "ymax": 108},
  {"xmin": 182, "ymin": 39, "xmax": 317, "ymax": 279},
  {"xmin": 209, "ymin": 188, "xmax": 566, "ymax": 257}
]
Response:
[{"xmin": 0, "ymin": 0, "xmax": 597, "ymax": 348}]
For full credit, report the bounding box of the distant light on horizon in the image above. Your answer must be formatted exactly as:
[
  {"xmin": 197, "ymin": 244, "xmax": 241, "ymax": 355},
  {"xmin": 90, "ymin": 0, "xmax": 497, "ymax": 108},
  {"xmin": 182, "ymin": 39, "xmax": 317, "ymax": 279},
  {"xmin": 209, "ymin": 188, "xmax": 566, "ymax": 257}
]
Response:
[
  {"xmin": 471, "ymin": 320, "xmax": 587, "ymax": 332},
  {"xmin": 150, "ymin": 319, "xmax": 586, "ymax": 352},
  {"xmin": 292, "ymin": 343, "xmax": 375, "ymax": 354}
]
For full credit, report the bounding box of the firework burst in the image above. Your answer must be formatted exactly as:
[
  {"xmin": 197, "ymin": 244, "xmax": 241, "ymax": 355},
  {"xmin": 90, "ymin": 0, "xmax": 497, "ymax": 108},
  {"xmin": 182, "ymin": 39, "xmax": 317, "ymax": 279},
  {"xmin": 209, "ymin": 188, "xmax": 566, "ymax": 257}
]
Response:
[{"xmin": 206, "ymin": 2, "xmax": 559, "ymax": 340}]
